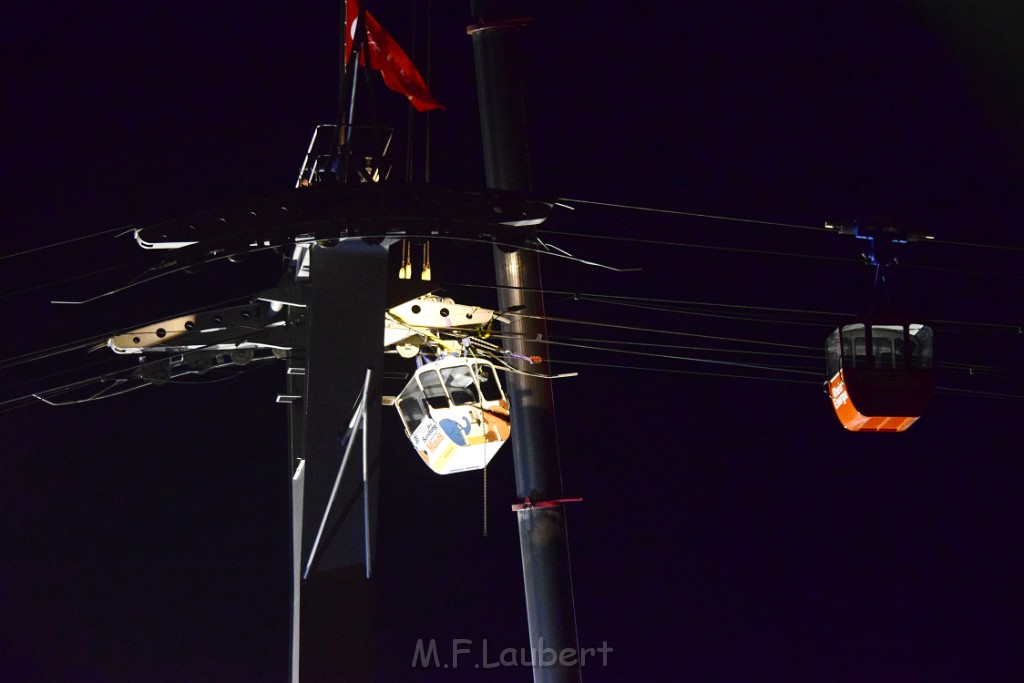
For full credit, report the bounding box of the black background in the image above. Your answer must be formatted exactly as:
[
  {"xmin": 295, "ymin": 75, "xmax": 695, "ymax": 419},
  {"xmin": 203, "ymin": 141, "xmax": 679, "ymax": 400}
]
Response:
[{"xmin": 3, "ymin": 2, "xmax": 1023, "ymax": 681}]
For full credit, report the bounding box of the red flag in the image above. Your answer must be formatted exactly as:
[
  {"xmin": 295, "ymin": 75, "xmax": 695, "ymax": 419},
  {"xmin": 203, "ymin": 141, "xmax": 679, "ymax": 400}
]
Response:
[{"xmin": 346, "ymin": 2, "xmax": 443, "ymax": 112}]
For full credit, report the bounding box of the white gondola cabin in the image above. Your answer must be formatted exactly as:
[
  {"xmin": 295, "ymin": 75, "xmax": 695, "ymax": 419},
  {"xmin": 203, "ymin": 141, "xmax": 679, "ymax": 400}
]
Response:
[
  {"xmin": 826, "ymin": 320, "xmax": 934, "ymax": 432},
  {"xmin": 394, "ymin": 356, "xmax": 511, "ymax": 474}
]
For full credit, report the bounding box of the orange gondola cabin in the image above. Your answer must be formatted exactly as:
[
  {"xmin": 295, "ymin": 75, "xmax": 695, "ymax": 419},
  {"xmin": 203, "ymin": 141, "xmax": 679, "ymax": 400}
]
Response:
[{"xmin": 826, "ymin": 320, "xmax": 934, "ymax": 432}]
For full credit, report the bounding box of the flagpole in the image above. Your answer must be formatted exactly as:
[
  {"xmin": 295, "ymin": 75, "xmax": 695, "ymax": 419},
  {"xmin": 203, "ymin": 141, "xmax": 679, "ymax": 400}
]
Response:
[
  {"xmin": 338, "ymin": 0, "xmax": 351, "ymax": 162},
  {"xmin": 339, "ymin": 0, "xmax": 347, "ymax": 124}
]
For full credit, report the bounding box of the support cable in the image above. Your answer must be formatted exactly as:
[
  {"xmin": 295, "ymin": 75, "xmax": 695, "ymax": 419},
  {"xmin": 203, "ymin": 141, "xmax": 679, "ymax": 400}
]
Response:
[
  {"xmin": 558, "ymin": 196, "xmax": 1024, "ymax": 255},
  {"xmin": 557, "ymin": 197, "xmax": 827, "ymax": 232},
  {"xmin": 446, "ymin": 280, "xmax": 1024, "ymax": 334},
  {"xmin": 540, "ymin": 228, "xmax": 857, "ymax": 264},
  {"xmin": 9, "ymin": 223, "xmax": 1010, "ymax": 312},
  {"xmin": 0, "ymin": 225, "xmax": 134, "ymax": 263},
  {"xmin": 539, "ymin": 228, "xmax": 1024, "ymax": 280},
  {"xmin": 487, "ymin": 330, "xmax": 823, "ymax": 362},
  {"xmin": 510, "ymin": 312, "xmax": 822, "ymax": 351}
]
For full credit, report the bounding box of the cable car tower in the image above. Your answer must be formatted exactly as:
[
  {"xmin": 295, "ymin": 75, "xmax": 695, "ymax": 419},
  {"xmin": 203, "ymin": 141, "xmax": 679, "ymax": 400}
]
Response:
[{"xmin": 71, "ymin": 2, "xmax": 583, "ymax": 680}]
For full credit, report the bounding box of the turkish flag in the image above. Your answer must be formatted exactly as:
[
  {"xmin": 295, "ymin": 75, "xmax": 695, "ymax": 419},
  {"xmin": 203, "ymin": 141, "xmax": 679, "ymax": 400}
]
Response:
[{"xmin": 346, "ymin": 2, "xmax": 444, "ymax": 112}]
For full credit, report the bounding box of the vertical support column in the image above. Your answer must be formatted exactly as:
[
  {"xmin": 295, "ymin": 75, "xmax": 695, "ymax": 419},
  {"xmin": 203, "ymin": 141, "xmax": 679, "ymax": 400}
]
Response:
[
  {"xmin": 294, "ymin": 241, "xmax": 387, "ymax": 683},
  {"xmin": 285, "ymin": 299, "xmax": 309, "ymax": 683},
  {"xmin": 469, "ymin": 4, "xmax": 582, "ymax": 681},
  {"xmin": 290, "ymin": 459, "xmax": 305, "ymax": 683}
]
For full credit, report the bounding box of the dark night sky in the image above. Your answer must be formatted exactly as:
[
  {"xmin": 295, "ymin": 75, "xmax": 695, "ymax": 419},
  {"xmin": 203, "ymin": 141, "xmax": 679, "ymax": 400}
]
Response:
[{"xmin": 3, "ymin": 2, "xmax": 1023, "ymax": 682}]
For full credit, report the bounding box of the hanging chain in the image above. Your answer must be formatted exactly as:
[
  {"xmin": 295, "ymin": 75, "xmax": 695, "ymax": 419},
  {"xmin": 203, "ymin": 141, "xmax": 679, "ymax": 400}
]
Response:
[{"xmin": 482, "ymin": 465, "xmax": 488, "ymax": 537}]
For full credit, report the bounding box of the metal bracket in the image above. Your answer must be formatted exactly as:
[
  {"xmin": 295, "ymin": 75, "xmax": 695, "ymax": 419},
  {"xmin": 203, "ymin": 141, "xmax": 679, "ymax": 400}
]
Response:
[{"xmin": 511, "ymin": 496, "xmax": 583, "ymax": 511}]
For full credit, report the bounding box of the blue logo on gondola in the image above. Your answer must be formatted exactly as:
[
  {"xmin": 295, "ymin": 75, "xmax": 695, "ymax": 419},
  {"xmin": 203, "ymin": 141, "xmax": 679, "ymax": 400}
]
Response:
[{"xmin": 439, "ymin": 416, "xmax": 472, "ymax": 446}]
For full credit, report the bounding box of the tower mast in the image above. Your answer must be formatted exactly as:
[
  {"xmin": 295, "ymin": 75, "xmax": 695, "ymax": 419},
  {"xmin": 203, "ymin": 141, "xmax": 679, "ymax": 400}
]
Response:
[{"xmin": 470, "ymin": 3, "xmax": 582, "ymax": 681}]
